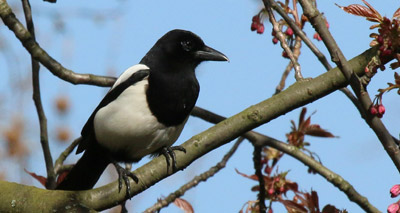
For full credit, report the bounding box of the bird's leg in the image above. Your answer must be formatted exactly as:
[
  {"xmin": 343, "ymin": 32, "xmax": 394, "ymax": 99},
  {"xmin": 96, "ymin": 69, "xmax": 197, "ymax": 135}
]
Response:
[
  {"xmin": 160, "ymin": 146, "xmax": 186, "ymax": 172},
  {"xmin": 111, "ymin": 161, "xmax": 139, "ymax": 199}
]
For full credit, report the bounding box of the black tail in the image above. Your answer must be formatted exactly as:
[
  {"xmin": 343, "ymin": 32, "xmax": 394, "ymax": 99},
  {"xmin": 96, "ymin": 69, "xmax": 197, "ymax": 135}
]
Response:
[{"xmin": 56, "ymin": 144, "xmax": 110, "ymax": 190}]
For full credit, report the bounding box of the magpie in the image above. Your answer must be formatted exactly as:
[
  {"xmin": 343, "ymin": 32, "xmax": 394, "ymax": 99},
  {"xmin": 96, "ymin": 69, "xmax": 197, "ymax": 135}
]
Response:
[{"xmin": 56, "ymin": 29, "xmax": 228, "ymax": 196}]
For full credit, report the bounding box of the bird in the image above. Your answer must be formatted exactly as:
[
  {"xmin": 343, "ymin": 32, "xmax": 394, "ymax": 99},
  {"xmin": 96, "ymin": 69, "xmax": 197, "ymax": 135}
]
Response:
[{"xmin": 56, "ymin": 29, "xmax": 228, "ymax": 197}]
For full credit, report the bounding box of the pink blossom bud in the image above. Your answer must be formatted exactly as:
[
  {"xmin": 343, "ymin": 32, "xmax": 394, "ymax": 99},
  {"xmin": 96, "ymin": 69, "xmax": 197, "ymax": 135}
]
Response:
[
  {"xmin": 252, "ymin": 15, "xmax": 260, "ymax": 22},
  {"xmin": 251, "ymin": 22, "xmax": 258, "ymax": 31},
  {"xmin": 378, "ymin": 105, "xmax": 386, "ymax": 115},
  {"xmin": 285, "ymin": 27, "xmax": 294, "ymax": 36},
  {"xmin": 325, "ymin": 20, "xmax": 330, "ymax": 28},
  {"xmin": 268, "ymin": 188, "xmax": 274, "ymax": 195},
  {"xmin": 377, "ymin": 35, "xmax": 384, "ymax": 44},
  {"xmin": 390, "ymin": 184, "xmax": 400, "ymax": 198},
  {"xmin": 388, "ymin": 203, "xmax": 399, "ymax": 213},
  {"xmin": 257, "ymin": 24, "xmax": 265, "ymax": 34},
  {"xmin": 370, "ymin": 106, "xmax": 378, "ymax": 115},
  {"xmin": 313, "ymin": 33, "xmax": 322, "ymax": 41}
]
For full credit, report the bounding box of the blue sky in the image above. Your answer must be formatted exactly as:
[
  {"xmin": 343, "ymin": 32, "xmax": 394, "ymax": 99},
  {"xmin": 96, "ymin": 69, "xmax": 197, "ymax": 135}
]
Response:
[{"xmin": 1, "ymin": 0, "xmax": 400, "ymax": 212}]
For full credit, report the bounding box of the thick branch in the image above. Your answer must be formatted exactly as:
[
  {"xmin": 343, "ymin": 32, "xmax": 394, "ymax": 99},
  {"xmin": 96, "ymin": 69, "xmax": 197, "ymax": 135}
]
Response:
[
  {"xmin": 0, "ymin": 0, "xmax": 115, "ymax": 87},
  {"xmin": 298, "ymin": 0, "xmax": 400, "ymax": 172},
  {"xmin": 77, "ymin": 47, "xmax": 378, "ymax": 211}
]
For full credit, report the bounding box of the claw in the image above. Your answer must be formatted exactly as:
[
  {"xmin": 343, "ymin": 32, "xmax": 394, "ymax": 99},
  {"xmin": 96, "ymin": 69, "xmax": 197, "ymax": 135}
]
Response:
[
  {"xmin": 112, "ymin": 162, "xmax": 139, "ymax": 199},
  {"xmin": 160, "ymin": 146, "xmax": 186, "ymax": 172}
]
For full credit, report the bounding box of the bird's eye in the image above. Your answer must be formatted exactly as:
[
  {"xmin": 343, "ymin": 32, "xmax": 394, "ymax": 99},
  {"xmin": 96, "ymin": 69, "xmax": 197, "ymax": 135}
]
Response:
[{"xmin": 181, "ymin": 40, "xmax": 194, "ymax": 52}]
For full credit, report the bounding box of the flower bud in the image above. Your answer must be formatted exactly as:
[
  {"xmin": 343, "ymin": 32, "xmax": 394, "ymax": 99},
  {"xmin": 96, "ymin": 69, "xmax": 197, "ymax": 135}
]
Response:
[
  {"xmin": 370, "ymin": 106, "xmax": 378, "ymax": 115},
  {"xmin": 388, "ymin": 203, "xmax": 399, "ymax": 213},
  {"xmin": 257, "ymin": 24, "xmax": 265, "ymax": 34},
  {"xmin": 251, "ymin": 22, "xmax": 258, "ymax": 31},
  {"xmin": 390, "ymin": 184, "xmax": 400, "ymax": 198},
  {"xmin": 378, "ymin": 105, "xmax": 386, "ymax": 115},
  {"xmin": 285, "ymin": 27, "xmax": 294, "ymax": 36}
]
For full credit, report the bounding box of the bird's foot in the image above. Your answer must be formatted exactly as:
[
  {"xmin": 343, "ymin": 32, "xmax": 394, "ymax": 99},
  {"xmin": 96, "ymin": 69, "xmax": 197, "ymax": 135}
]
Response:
[
  {"xmin": 112, "ymin": 162, "xmax": 139, "ymax": 199},
  {"xmin": 160, "ymin": 146, "xmax": 186, "ymax": 172}
]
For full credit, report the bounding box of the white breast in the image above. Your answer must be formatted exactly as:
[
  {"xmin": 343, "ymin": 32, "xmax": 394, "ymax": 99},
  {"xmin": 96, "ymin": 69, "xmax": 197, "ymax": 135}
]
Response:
[{"xmin": 93, "ymin": 64, "xmax": 187, "ymax": 161}]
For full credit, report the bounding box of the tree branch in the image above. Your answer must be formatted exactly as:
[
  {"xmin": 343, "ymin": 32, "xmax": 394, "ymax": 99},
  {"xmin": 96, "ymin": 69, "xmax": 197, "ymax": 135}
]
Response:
[
  {"xmin": 21, "ymin": 0, "xmax": 56, "ymax": 189},
  {"xmin": 0, "ymin": 0, "xmax": 116, "ymax": 87},
  {"xmin": 0, "ymin": 97, "xmax": 379, "ymax": 212},
  {"xmin": 54, "ymin": 137, "xmax": 81, "ymax": 175},
  {"xmin": 298, "ymin": 0, "xmax": 400, "ymax": 172},
  {"xmin": 191, "ymin": 107, "xmax": 379, "ymax": 213},
  {"xmin": 262, "ymin": 0, "xmax": 332, "ymax": 71},
  {"xmin": 264, "ymin": 3, "xmax": 303, "ymax": 80},
  {"xmin": 249, "ymin": 133, "xmax": 379, "ymax": 213},
  {"xmin": 263, "ymin": 0, "xmax": 364, "ymax": 114},
  {"xmin": 253, "ymin": 145, "xmax": 267, "ymax": 212},
  {"xmin": 78, "ymin": 47, "xmax": 378, "ymax": 211},
  {"xmin": 144, "ymin": 137, "xmax": 244, "ymax": 213}
]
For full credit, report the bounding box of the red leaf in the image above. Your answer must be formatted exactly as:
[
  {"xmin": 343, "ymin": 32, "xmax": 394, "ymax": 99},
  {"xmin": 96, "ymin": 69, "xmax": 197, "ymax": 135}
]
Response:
[
  {"xmin": 336, "ymin": 2, "xmax": 381, "ymax": 22},
  {"xmin": 305, "ymin": 125, "xmax": 335, "ymax": 138},
  {"xmin": 301, "ymin": 117, "xmax": 311, "ymax": 132},
  {"xmin": 393, "ymin": 7, "xmax": 400, "ymax": 19},
  {"xmin": 322, "ymin": 204, "xmax": 342, "ymax": 213},
  {"xmin": 24, "ymin": 169, "xmax": 47, "ymax": 186},
  {"xmin": 251, "ymin": 185, "xmax": 260, "ymax": 192},
  {"xmin": 299, "ymin": 108, "xmax": 307, "ymax": 127},
  {"xmin": 235, "ymin": 168, "xmax": 258, "ymax": 181},
  {"xmin": 311, "ymin": 190, "xmax": 319, "ymax": 210},
  {"xmin": 285, "ymin": 182, "xmax": 299, "ymax": 193},
  {"xmin": 280, "ymin": 200, "xmax": 308, "ymax": 213},
  {"xmin": 304, "ymin": 191, "xmax": 320, "ymax": 212},
  {"xmin": 173, "ymin": 198, "xmax": 194, "ymax": 213}
]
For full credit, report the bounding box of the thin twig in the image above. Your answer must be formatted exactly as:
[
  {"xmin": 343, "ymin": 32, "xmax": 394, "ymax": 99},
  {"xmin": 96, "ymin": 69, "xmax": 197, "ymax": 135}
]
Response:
[
  {"xmin": 298, "ymin": 0, "xmax": 400, "ymax": 172},
  {"xmin": 21, "ymin": 0, "xmax": 56, "ymax": 189},
  {"xmin": 55, "ymin": 164, "xmax": 75, "ymax": 174},
  {"xmin": 144, "ymin": 137, "xmax": 244, "ymax": 213},
  {"xmin": 265, "ymin": 3, "xmax": 303, "ymax": 80},
  {"xmin": 263, "ymin": 0, "xmax": 332, "ymax": 71},
  {"xmin": 263, "ymin": 1, "xmax": 363, "ymax": 113},
  {"xmin": 191, "ymin": 107, "xmax": 379, "ymax": 213},
  {"xmin": 253, "ymin": 145, "xmax": 267, "ymax": 213},
  {"xmin": 275, "ymin": 62, "xmax": 293, "ymax": 93},
  {"xmin": 54, "ymin": 137, "xmax": 81, "ymax": 174},
  {"xmin": 0, "ymin": 0, "xmax": 115, "ymax": 87}
]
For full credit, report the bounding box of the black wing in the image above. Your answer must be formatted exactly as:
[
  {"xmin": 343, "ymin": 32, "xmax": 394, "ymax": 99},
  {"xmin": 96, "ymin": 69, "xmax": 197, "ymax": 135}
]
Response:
[{"xmin": 76, "ymin": 69, "xmax": 150, "ymax": 153}]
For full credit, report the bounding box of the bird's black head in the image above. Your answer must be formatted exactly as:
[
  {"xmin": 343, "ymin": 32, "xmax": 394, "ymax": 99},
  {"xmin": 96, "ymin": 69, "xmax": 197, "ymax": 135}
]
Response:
[{"xmin": 140, "ymin": 29, "xmax": 228, "ymax": 71}]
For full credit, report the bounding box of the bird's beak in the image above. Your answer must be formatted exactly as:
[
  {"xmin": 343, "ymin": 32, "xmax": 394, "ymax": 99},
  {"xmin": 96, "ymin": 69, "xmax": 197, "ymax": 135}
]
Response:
[{"xmin": 195, "ymin": 45, "xmax": 229, "ymax": 62}]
